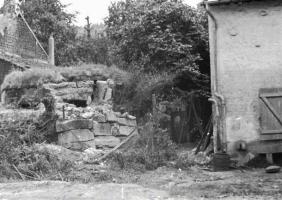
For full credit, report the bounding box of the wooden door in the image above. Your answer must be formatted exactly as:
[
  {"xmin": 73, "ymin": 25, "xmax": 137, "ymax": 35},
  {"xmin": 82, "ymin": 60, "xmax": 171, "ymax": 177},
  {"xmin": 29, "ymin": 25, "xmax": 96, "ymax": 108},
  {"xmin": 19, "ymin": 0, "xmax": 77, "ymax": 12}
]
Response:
[{"xmin": 260, "ymin": 88, "xmax": 282, "ymax": 140}]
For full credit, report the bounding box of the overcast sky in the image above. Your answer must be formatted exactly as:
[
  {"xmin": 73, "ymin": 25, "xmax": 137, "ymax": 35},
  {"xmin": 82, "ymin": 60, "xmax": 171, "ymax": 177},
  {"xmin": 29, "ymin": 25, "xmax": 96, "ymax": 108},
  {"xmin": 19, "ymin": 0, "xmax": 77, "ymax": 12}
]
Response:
[
  {"xmin": 0, "ymin": 0, "xmax": 202, "ymax": 25},
  {"xmin": 61, "ymin": 0, "xmax": 202, "ymax": 25}
]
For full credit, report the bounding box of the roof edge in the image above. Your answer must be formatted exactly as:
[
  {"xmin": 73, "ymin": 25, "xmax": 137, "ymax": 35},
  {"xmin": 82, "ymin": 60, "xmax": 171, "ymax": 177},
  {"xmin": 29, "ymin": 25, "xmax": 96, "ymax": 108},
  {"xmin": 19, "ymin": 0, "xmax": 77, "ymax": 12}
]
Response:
[{"xmin": 205, "ymin": 0, "xmax": 263, "ymax": 6}]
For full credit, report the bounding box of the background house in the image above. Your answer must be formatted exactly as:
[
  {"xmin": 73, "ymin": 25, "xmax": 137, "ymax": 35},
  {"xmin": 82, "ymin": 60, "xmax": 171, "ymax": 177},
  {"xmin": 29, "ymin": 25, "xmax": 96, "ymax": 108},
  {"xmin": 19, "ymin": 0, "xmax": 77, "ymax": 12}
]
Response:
[
  {"xmin": 0, "ymin": 0, "xmax": 50, "ymax": 87},
  {"xmin": 206, "ymin": 0, "xmax": 282, "ymax": 164}
]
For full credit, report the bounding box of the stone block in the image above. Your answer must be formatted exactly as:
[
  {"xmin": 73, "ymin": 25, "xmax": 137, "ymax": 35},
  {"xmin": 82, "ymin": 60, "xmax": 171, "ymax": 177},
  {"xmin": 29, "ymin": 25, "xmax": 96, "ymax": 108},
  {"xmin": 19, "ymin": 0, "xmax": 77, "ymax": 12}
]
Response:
[
  {"xmin": 93, "ymin": 122, "xmax": 112, "ymax": 136},
  {"xmin": 93, "ymin": 113, "xmax": 107, "ymax": 123},
  {"xmin": 58, "ymin": 129, "xmax": 95, "ymax": 151},
  {"xmin": 56, "ymin": 119, "xmax": 93, "ymax": 133},
  {"xmin": 105, "ymin": 111, "xmax": 118, "ymax": 122},
  {"xmin": 44, "ymin": 82, "xmax": 77, "ymax": 90},
  {"xmin": 265, "ymin": 166, "xmax": 281, "ymax": 173},
  {"xmin": 119, "ymin": 126, "xmax": 137, "ymax": 136},
  {"xmin": 117, "ymin": 117, "xmax": 137, "ymax": 127},
  {"xmin": 95, "ymin": 136, "xmax": 121, "ymax": 149}
]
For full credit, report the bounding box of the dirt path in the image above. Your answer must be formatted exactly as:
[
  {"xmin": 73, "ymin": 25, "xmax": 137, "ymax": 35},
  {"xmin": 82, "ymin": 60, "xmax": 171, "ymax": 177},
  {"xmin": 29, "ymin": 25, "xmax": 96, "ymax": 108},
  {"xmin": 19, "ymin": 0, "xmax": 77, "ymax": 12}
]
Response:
[
  {"xmin": 1, "ymin": 167, "xmax": 282, "ymax": 200},
  {"xmin": 0, "ymin": 182, "xmax": 170, "ymax": 200}
]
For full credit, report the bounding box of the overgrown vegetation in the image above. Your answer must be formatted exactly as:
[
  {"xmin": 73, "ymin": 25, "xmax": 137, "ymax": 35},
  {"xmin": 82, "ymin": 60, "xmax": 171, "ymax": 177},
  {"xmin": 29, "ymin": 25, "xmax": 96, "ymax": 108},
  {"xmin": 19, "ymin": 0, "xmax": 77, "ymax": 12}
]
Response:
[
  {"xmin": 106, "ymin": 0, "xmax": 209, "ymax": 73},
  {"xmin": 0, "ymin": 111, "xmax": 74, "ymax": 181},
  {"xmin": 1, "ymin": 64, "xmax": 129, "ymax": 91},
  {"xmin": 110, "ymin": 121, "xmax": 177, "ymax": 171},
  {"xmin": 0, "ymin": 0, "xmax": 213, "ymax": 181},
  {"xmin": 21, "ymin": 0, "xmax": 110, "ymax": 66}
]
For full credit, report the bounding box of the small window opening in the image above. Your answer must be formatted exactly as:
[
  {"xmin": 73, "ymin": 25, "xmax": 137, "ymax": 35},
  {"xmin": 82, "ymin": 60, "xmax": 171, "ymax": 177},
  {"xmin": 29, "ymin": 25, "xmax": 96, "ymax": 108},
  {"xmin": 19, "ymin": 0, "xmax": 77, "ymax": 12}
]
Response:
[{"xmin": 63, "ymin": 99, "xmax": 87, "ymax": 108}]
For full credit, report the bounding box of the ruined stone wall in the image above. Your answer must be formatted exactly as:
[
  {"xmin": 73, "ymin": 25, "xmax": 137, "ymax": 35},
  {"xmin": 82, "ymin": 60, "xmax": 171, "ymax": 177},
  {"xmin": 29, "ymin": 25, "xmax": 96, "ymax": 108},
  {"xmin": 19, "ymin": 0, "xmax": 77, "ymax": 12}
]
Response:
[{"xmin": 209, "ymin": 0, "xmax": 282, "ymax": 161}]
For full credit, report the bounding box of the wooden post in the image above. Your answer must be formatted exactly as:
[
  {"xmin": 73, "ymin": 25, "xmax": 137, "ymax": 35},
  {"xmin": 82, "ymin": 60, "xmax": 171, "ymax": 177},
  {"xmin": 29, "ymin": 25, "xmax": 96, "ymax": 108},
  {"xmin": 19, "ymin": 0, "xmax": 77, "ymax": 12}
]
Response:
[
  {"xmin": 48, "ymin": 34, "xmax": 55, "ymax": 65},
  {"xmin": 62, "ymin": 105, "xmax": 65, "ymax": 120},
  {"xmin": 85, "ymin": 16, "xmax": 91, "ymax": 39},
  {"xmin": 266, "ymin": 153, "xmax": 274, "ymax": 164}
]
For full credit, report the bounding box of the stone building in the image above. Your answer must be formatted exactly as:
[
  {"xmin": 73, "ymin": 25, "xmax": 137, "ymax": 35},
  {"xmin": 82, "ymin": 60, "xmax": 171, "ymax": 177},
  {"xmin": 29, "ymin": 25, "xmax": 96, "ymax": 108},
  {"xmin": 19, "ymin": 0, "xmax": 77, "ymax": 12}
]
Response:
[
  {"xmin": 206, "ymin": 0, "xmax": 282, "ymax": 164},
  {"xmin": 0, "ymin": 0, "xmax": 50, "ymax": 87}
]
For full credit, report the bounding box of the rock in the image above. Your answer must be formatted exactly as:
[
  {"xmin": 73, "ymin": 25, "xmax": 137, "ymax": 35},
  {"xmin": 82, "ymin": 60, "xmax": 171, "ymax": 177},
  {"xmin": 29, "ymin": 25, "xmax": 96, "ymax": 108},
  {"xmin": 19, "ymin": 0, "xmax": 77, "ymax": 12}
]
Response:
[
  {"xmin": 58, "ymin": 129, "xmax": 95, "ymax": 151},
  {"xmin": 107, "ymin": 79, "xmax": 115, "ymax": 88},
  {"xmin": 44, "ymin": 82, "xmax": 77, "ymax": 90},
  {"xmin": 104, "ymin": 88, "xmax": 113, "ymax": 102},
  {"xmin": 37, "ymin": 103, "xmax": 45, "ymax": 111},
  {"xmin": 93, "ymin": 113, "xmax": 107, "ymax": 122},
  {"xmin": 117, "ymin": 117, "xmax": 137, "ymax": 127},
  {"xmin": 111, "ymin": 124, "xmax": 120, "ymax": 136},
  {"xmin": 93, "ymin": 122, "xmax": 112, "ymax": 136},
  {"xmin": 95, "ymin": 136, "xmax": 121, "ymax": 149},
  {"xmin": 87, "ymin": 96, "xmax": 92, "ymax": 106},
  {"xmin": 83, "ymin": 148, "xmax": 104, "ymax": 162},
  {"xmin": 127, "ymin": 115, "xmax": 137, "ymax": 120},
  {"xmin": 105, "ymin": 111, "xmax": 118, "ymax": 122},
  {"xmin": 81, "ymin": 112, "xmax": 94, "ymax": 119},
  {"xmin": 266, "ymin": 166, "xmax": 281, "ymax": 173},
  {"xmin": 119, "ymin": 126, "xmax": 137, "ymax": 136},
  {"xmin": 121, "ymin": 112, "xmax": 129, "ymax": 118},
  {"xmin": 34, "ymin": 144, "xmax": 83, "ymax": 162},
  {"xmin": 56, "ymin": 119, "xmax": 93, "ymax": 133}
]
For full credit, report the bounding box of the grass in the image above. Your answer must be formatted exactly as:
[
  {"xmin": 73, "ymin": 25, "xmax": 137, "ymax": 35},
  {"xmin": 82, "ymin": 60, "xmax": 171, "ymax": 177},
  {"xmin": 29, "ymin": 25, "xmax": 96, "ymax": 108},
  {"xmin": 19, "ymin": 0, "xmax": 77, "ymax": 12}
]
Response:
[{"xmin": 1, "ymin": 64, "xmax": 130, "ymax": 91}]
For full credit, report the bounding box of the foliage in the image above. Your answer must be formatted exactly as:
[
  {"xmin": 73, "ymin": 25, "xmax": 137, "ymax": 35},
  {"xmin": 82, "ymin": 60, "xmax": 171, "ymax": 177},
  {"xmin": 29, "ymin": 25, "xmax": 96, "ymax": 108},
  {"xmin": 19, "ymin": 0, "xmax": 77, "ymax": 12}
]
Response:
[
  {"xmin": 111, "ymin": 121, "xmax": 177, "ymax": 170},
  {"xmin": 1, "ymin": 68, "xmax": 64, "ymax": 91},
  {"xmin": 106, "ymin": 0, "xmax": 208, "ymax": 73},
  {"xmin": 21, "ymin": 0, "xmax": 77, "ymax": 66},
  {"xmin": 0, "ymin": 110, "xmax": 74, "ymax": 180},
  {"xmin": 1, "ymin": 64, "xmax": 130, "ymax": 91},
  {"xmin": 175, "ymin": 151, "xmax": 212, "ymax": 169},
  {"xmin": 21, "ymin": 1, "xmax": 111, "ymax": 66}
]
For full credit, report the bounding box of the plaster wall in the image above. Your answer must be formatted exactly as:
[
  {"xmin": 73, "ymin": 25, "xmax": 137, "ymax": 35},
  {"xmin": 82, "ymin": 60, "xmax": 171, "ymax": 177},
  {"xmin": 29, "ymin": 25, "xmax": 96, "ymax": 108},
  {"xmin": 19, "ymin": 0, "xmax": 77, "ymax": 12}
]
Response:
[{"xmin": 209, "ymin": 1, "xmax": 282, "ymax": 157}]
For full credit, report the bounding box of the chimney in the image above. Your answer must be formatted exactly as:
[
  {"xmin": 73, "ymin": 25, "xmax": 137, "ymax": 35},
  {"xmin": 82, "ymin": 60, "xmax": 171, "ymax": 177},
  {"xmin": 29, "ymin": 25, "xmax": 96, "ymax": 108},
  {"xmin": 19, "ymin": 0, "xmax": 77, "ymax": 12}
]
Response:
[{"xmin": 48, "ymin": 34, "xmax": 55, "ymax": 65}]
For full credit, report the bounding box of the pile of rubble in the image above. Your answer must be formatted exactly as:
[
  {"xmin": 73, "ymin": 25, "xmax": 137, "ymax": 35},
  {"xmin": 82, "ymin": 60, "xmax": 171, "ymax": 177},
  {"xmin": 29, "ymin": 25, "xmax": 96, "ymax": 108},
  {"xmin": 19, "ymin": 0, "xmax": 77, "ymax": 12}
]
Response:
[
  {"xmin": 1, "ymin": 77, "xmax": 138, "ymax": 154},
  {"xmin": 46, "ymin": 78, "xmax": 138, "ymax": 151}
]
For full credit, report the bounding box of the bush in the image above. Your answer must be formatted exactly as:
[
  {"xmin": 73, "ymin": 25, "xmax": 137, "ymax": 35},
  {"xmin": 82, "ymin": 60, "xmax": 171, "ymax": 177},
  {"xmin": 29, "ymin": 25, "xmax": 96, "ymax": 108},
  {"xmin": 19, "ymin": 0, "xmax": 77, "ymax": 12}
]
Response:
[
  {"xmin": 175, "ymin": 151, "xmax": 212, "ymax": 169},
  {"xmin": 110, "ymin": 121, "xmax": 177, "ymax": 170},
  {"xmin": 0, "ymin": 115, "xmax": 74, "ymax": 180}
]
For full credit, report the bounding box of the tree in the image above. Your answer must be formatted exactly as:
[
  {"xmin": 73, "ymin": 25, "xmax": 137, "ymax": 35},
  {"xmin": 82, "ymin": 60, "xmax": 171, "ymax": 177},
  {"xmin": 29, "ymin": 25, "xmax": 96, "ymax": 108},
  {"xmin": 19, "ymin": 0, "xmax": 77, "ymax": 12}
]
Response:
[
  {"xmin": 105, "ymin": 0, "xmax": 209, "ymax": 74},
  {"xmin": 21, "ymin": 0, "xmax": 78, "ymax": 65}
]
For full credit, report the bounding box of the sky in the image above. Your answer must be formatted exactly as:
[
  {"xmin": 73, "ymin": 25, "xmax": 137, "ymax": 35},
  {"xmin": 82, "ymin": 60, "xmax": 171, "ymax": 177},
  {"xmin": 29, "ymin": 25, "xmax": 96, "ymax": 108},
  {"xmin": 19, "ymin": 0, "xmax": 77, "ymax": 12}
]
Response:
[
  {"xmin": 61, "ymin": 0, "xmax": 202, "ymax": 25},
  {"xmin": 0, "ymin": 0, "xmax": 202, "ymax": 25}
]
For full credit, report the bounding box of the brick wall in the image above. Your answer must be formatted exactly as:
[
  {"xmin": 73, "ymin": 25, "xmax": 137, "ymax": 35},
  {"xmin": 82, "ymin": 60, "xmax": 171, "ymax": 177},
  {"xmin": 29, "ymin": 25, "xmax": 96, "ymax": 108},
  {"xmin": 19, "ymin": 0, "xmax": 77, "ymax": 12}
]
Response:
[{"xmin": 0, "ymin": 14, "xmax": 48, "ymax": 61}]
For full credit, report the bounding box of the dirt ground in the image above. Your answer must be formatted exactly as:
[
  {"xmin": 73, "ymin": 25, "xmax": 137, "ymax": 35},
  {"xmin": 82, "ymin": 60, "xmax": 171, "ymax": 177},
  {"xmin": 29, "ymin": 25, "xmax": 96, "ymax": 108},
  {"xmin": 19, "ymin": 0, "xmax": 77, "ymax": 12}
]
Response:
[{"xmin": 1, "ymin": 166, "xmax": 282, "ymax": 200}]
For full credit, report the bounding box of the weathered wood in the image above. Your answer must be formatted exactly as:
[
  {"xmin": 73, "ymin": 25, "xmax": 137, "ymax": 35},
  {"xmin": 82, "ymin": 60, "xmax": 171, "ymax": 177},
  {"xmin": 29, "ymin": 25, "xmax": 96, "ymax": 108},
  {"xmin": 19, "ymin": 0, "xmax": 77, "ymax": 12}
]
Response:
[
  {"xmin": 259, "ymin": 89, "xmax": 282, "ymax": 140},
  {"xmin": 260, "ymin": 97, "xmax": 282, "ymax": 126},
  {"xmin": 260, "ymin": 93, "xmax": 282, "ymax": 97},
  {"xmin": 260, "ymin": 134, "xmax": 282, "ymax": 141},
  {"xmin": 261, "ymin": 130, "xmax": 282, "ymax": 135},
  {"xmin": 266, "ymin": 154, "xmax": 274, "ymax": 164},
  {"xmin": 248, "ymin": 140, "xmax": 282, "ymax": 154}
]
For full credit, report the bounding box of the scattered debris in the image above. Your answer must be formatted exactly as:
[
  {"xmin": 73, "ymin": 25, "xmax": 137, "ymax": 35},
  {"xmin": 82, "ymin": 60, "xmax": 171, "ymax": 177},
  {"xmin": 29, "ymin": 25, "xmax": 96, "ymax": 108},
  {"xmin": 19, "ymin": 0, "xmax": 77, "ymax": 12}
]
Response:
[{"xmin": 265, "ymin": 166, "xmax": 281, "ymax": 174}]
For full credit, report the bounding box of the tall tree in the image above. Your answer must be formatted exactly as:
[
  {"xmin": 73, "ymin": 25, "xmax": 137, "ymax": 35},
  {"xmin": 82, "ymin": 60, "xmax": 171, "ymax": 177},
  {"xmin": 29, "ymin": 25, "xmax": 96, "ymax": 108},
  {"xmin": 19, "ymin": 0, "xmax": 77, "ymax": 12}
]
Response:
[{"xmin": 105, "ymin": 0, "xmax": 209, "ymax": 73}]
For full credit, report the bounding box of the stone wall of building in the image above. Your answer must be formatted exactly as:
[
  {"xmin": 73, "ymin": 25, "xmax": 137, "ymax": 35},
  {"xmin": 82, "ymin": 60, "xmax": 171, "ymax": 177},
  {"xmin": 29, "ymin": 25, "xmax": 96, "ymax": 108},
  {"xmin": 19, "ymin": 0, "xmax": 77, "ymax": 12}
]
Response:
[{"xmin": 208, "ymin": 0, "xmax": 282, "ymax": 163}]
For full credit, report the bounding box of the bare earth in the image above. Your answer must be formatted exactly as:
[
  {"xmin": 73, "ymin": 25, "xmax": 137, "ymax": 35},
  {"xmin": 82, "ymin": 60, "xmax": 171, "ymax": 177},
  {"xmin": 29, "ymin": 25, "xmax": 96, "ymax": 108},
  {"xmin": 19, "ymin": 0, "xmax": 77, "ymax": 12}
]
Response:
[{"xmin": 1, "ymin": 167, "xmax": 282, "ymax": 200}]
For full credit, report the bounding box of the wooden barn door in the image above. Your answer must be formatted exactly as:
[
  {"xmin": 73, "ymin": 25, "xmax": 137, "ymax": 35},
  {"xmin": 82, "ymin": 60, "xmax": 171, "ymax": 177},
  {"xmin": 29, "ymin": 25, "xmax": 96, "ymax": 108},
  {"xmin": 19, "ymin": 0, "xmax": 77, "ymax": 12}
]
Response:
[{"xmin": 260, "ymin": 88, "xmax": 282, "ymax": 140}]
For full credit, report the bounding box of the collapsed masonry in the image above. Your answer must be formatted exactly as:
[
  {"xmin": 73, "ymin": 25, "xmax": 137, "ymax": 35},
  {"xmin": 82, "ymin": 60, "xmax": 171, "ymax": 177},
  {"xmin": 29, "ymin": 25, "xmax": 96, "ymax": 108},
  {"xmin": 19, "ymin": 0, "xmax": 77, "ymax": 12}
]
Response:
[
  {"xmin": 2, "ymin": 78, "xmax": 138, "ymax": 152},
  {"xmin": 48, "ymin": 79, "xmax": 137, "ymax": 151}
]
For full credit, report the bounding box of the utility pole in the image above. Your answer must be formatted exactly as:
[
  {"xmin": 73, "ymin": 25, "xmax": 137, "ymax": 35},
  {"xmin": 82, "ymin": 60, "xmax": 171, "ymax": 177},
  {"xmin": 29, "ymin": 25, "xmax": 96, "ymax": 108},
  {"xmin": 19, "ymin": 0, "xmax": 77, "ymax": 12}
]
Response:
[{"xmin": 85, "ymin": 16, "xmax": 91, "ymax": 39}]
